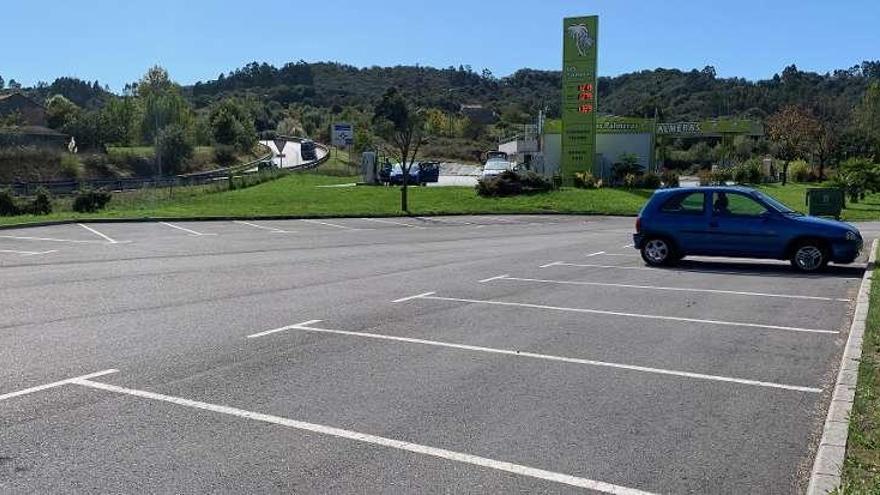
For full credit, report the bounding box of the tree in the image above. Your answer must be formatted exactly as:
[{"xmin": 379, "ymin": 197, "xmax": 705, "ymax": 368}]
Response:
[
  {"xmin": 155, "ymin": 124, "xmax": 193, "ymax": 175},
  {"xmin": 814, "ymin": 121, "xmax": 838, "ymax": 180},
  {"xmin": 767, "ymin": 105, "xmax": 820, "ymax": 185},
  {"xmin": 209, "ymin": 99, "xmax": 257, "ymax": 151},
  {"xmin": 136, "ymin": 66, "xmax": 173, "ymax": 99},
  {"xmin": 0, "ymin": 75, "xmax": 4, "ymax": 90},
  {"xmin": 373, "ymin": 88, "xmax": 428, "ymax": 211},
  {"xmin": 101, "ymin": 97, "xmax": 141, "ymax": 146},
  {"xmin": 856, "ymin": 82, "xmax": 880, "ymax": 161},
  {"xmin": 45, "ymin": 95, "xmax": 82, "ymax": 130}
]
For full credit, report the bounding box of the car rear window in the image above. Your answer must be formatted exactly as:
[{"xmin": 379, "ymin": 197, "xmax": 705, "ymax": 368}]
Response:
[{"xmin": 660, "ymin": 192, "xmax": 704, "ymax": 215}]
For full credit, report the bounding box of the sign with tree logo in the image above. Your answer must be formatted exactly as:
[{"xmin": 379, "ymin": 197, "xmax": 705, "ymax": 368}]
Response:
[{"xmin": 562, "ymin": 15, "xmax": 599, "ymax": 182}]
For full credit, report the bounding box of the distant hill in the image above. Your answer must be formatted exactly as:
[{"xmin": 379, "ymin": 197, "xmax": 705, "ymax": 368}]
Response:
[{"xmin": 185, "ymin": 60, "xmax": 880, "ymax": 126}]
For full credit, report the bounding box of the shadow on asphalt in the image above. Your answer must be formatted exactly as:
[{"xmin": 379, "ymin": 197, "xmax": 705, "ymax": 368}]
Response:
[{"xmin": 656, "ymin": 259, "xmax": 867, "ymax": 279}]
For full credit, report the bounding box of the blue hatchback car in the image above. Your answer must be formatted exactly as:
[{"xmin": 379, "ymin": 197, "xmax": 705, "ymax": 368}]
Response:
[{"xmin": 633, "ymin": 186, "xmax": 862, "ymax": 272}]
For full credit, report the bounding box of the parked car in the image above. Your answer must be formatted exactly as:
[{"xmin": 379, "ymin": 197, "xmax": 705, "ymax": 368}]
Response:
[
  {"xmin": 481, "ymin": 157, "xmax": 516, "ymax": 179},
  {"xmin": 300, "ymin": 140, "xmax": 317, "ymax": 161},
  {"xmin": 380, "ymin": 161, "xmax": 440, "ymax": 186},
  {"xmin": 633, "ymin": 186, "xmax": 862, "ymax": 272}
]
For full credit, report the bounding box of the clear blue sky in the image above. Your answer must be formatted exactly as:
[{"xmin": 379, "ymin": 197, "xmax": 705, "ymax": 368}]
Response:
[{"xmin": 1, "ymin": 0, "xmax": 877, "ymax": 92}]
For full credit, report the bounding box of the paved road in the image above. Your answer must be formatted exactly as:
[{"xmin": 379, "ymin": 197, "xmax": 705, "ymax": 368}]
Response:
[
  {"xmin": 259, "ymin": 140, "xmax": 328, "ymax": 169},
  {"xmin": 0, "ymin": 216, "xmax": 875, "ymax": 493}
]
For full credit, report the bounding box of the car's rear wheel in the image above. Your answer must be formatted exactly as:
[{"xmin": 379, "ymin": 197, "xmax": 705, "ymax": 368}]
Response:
[
  {"xmin": 641, "ymin": 237, "xmax": 677, "ymax": 267},
  {"xmin": 790, "ymin": 240, "xmax": 829, "ymax": 272}
]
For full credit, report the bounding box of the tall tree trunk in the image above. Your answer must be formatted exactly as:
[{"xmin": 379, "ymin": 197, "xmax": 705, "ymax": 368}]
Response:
[
  {"xmin": 782, "ymin": 160, "xmax": 789, "ymax": 186},
  {"xmin": 401, "ymin": 166, "xmax": 409, "ymax": 212}
]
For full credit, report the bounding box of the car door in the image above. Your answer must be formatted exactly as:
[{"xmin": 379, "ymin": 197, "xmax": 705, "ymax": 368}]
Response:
[
  {"xmin": 654, "ymin": 191, "xmax": 713, "ymax": 254},
  {"xmin": 707, "ymin": 192, "xmax": 781, "ymax": 257}
]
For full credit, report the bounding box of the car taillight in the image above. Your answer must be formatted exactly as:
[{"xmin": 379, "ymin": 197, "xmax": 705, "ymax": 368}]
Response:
[{"xmin": 635, "ymin": 217, "xmax": 641, "ymax": 233}]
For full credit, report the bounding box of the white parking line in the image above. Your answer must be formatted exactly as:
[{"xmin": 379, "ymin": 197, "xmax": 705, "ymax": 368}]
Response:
[
  {"xmin": 248, "ymin": 320, "xmax": 820, "ymax": 393},
  {"xmin": 233, "ymin": 220, "xmax": 292, "ymax": 234},
  {"xmin": 622, "ymin": 244, "xmax": 634, "ymax": 248},
  {"xmin": 160, "ymin": 222, "xmax": 216, "ymax": 236},
  {"xmin": 586, "ymin": 251, "xmax": 606, "ymax": 257},
  {"xmin": 0, "ymin": 249, "xmax": 57, "ymax": 256},
  {"xmin": 70, "ymin": 378, "xmax": 656, "ymax": 495},
  {"xmin": 478, "ymin": 274, "xmax": 510, "ymax": 283},
  {"xmin": 545, "ymin": 262, "xmax": 862, "ymax": 279},
  {"xmin": 393, "ymin": 293, "xmax": 837, "ymax": 334},
  {"xmin": 391, "ymin": 291, "xmax": 437, "ymax": 303},
  {"xmin": 484, "ymin": 275, "xmax": 850, "ymax": 302},
  {"xmin": 0, "ymin": 369, "xmax": 118, "ymax": 402},
  {"xmin": 0, "ymin": 235, "xmax": 105, "ymax": 244},
  {"xmin": 301, "ymin": 219, "xmax": 368, "ymax": 231},
  {"xmin": 360, "ymin": 218, "xmax": 425, "ymax": 229},
  {"xmin": 78, "ymin": 223, "xmax": 120, "ymax": 244}
]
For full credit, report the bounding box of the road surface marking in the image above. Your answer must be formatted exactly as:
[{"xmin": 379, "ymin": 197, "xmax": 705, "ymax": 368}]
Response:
[
  {"xmin": 360, "ymin": 218, "xmax": 425, "ymax": 229},
  {"xmin": 0, "ymin": 249, "xmax": 57, "ymax": 256},
  {"xmin": 394, "ymin": 293, "xmax": 837, "ymax": 334},
  {"xmin": 247, "ymin": 319, "xmax": 325, "ymax": 339},
  {"xmin": 77, "ymin": 223, "xmax": 120, "ymax": 244},
  {"xmin": 160, "ymin": 222, "xmax": 216, "ymax": 236},
  {"xmin": 539, "ymin": 261, "xmax": 562, "ymax": 268},
  {"xmin": 622, "ymin": 243, "xmax": 634, "ymax": 248},
  {"xmin": 478, "ymin": 274, "xmax": 510, "ymax": 283},
  {"xmin": 586, "ymin": 251, "xmax": 606, "ymax": 257},
  {"xmin": 601, "ymin": 253, "xmax": 638, "ymax": 257},
  {"xmin": 233, "ymin": 220, "xmax": 292, "ymax": 234},
  {"xmin": 0, "ymin": 369, "xmax": 118, "ymax": 402},
  {"xmin": 391, "ymin": 291, "xmax": 437, "ymax": 303},
  {"xmin": 484, "ymin": 275, "xmax": 850, "ymax": 302},
  {"xmin": 70, "ymin": 378, "xmax": 656, "ymax": 495},
  {"xmin": 545, "ymin": 262, "xmax": 862, "ymax": 279},
  {"xmin": 249, "ymin": 321, "xmax": 820, "ymax": 393},
  {"xmin": 301, "ymin": 219, "xmax": 367, "ymax": 231},
  {"xmin": 0, "ymin": 235, "xmax": 105, "ymax": 244}
]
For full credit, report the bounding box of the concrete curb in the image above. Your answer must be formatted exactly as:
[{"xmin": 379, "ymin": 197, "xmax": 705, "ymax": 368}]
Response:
[
  {"xmin": 807, "ymin": 238, "xmax": 877, "ymax": 494},
  {"xmin": 0, "ymin": 212, "xmax": 637, "ymax": 231}
]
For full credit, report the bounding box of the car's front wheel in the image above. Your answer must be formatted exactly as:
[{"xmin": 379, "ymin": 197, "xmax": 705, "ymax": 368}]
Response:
[
  {"xmin": 790, "ymin": 240, "xmax": 829, "ymax": 272},
  {"xmin": 641, "ymin": 237, "xmax": 677, "ymax": 267}
]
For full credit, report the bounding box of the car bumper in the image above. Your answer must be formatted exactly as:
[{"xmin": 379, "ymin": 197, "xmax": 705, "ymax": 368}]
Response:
[
  {"xmin": 830, "ymin": 239, "xmax": 862, "ymax": 264},
  {"xmin": 632, "ymin": 233, "xmax": 644, "ymax": 249}
]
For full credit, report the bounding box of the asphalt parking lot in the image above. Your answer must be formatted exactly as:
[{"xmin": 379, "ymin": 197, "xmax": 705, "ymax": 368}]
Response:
[{"xmin": 0, "ymin": 215, "xmax": 876, "ymax": 493}]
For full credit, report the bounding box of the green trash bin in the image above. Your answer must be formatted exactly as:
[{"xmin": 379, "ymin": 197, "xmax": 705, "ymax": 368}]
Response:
[{"xmin": 805, "ymin": 188, "xmax": 845, "ymax": 219}]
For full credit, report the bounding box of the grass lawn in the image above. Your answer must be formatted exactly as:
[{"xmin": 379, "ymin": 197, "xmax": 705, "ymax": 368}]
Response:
[
  {"xmin": 840, "ymin": 246, "xmax": 880, "ymax": 493},
  {"xmin": 3, "ymin": 176, "xmax": 880, "ymax": 227}
]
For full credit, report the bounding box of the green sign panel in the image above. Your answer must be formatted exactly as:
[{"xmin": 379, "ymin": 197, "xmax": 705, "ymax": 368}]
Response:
[
  {"xmin": 596, "ymin": 116, "xmax": 654, "ymax": 134},
  {"xmin": 562, "ymin": 15, "xmax": 599, "ymax": 181},
  {"xmin": 656, "ymin": 119, "xmax": 764, "ymax": 137}
]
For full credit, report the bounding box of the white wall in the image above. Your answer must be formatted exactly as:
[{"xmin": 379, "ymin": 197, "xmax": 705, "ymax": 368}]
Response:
[{"xmin": 539, "ymin": 132, "xmax": 652, "ymax": 178}]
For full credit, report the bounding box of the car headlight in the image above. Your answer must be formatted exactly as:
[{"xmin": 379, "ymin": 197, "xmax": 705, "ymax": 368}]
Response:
[{"xmin": 846, "ymin": 230, "xmax": 859, "ymax": 241}]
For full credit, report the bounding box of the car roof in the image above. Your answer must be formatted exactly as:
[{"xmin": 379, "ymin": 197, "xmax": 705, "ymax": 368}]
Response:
[{"xmin": 653, "ymin": 185, "xmax": 758, "ymax": 197}]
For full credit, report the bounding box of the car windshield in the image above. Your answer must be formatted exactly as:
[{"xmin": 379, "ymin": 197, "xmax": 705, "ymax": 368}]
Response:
[
  {"xmin": 753, "ymin": 191, "xmax": 798, "ymax": 214},
  {"xmin": 484, "ymin": 160, "xmax": 510, "ymax": 171}
]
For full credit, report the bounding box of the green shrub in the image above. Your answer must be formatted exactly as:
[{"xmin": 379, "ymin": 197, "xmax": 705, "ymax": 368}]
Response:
[
  {"xmin": 788, "ymin": 160, "xmax": 812, "ymax": 182},
  {"xmin": 573, "ymin": 171, "xmax": 597, "ymax": 189},
  {"xmin": 58, "ymin": 153, "xmax": 84, "ymax": 179},
  {"xmin": 214, "ymin": 145, "xmax": 238, "ymax": 167},
  {"xmin": 640, "ymin": 172, "xmax": 662, "ymax": 189},
  {"xmin": 72, "ymin": 189, "xmax": 112, "ymax": 213},
  {"xmin": 28, "ymin": 187, "xmax": 52, "ymax": 215},
  {"xmin": 0, "ymin": 189, "xmax": 20, "ymax": 216},
  {"xmin": 710, "ymin": 167, "xmax": 732, "ymax": 185},
  {"xmin": 476, "ymin": 170, "xmax": 554, "ymax": 197},
  {"xmin": 622, "ymin": 173, "xmax": 639, "ymax": 188},
  {"xmin": 661, "ymin": 169, "xmax": 680, "ymax": 188}
]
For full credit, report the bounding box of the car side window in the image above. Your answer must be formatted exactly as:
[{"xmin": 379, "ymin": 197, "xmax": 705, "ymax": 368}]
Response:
[
  {"xmin": 660, "ymin": 192, "xmax": 705, "ymax": 215},
  {"xmin": 713, "ymin": 192, "xmax": 768, "ymax": 217}
]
